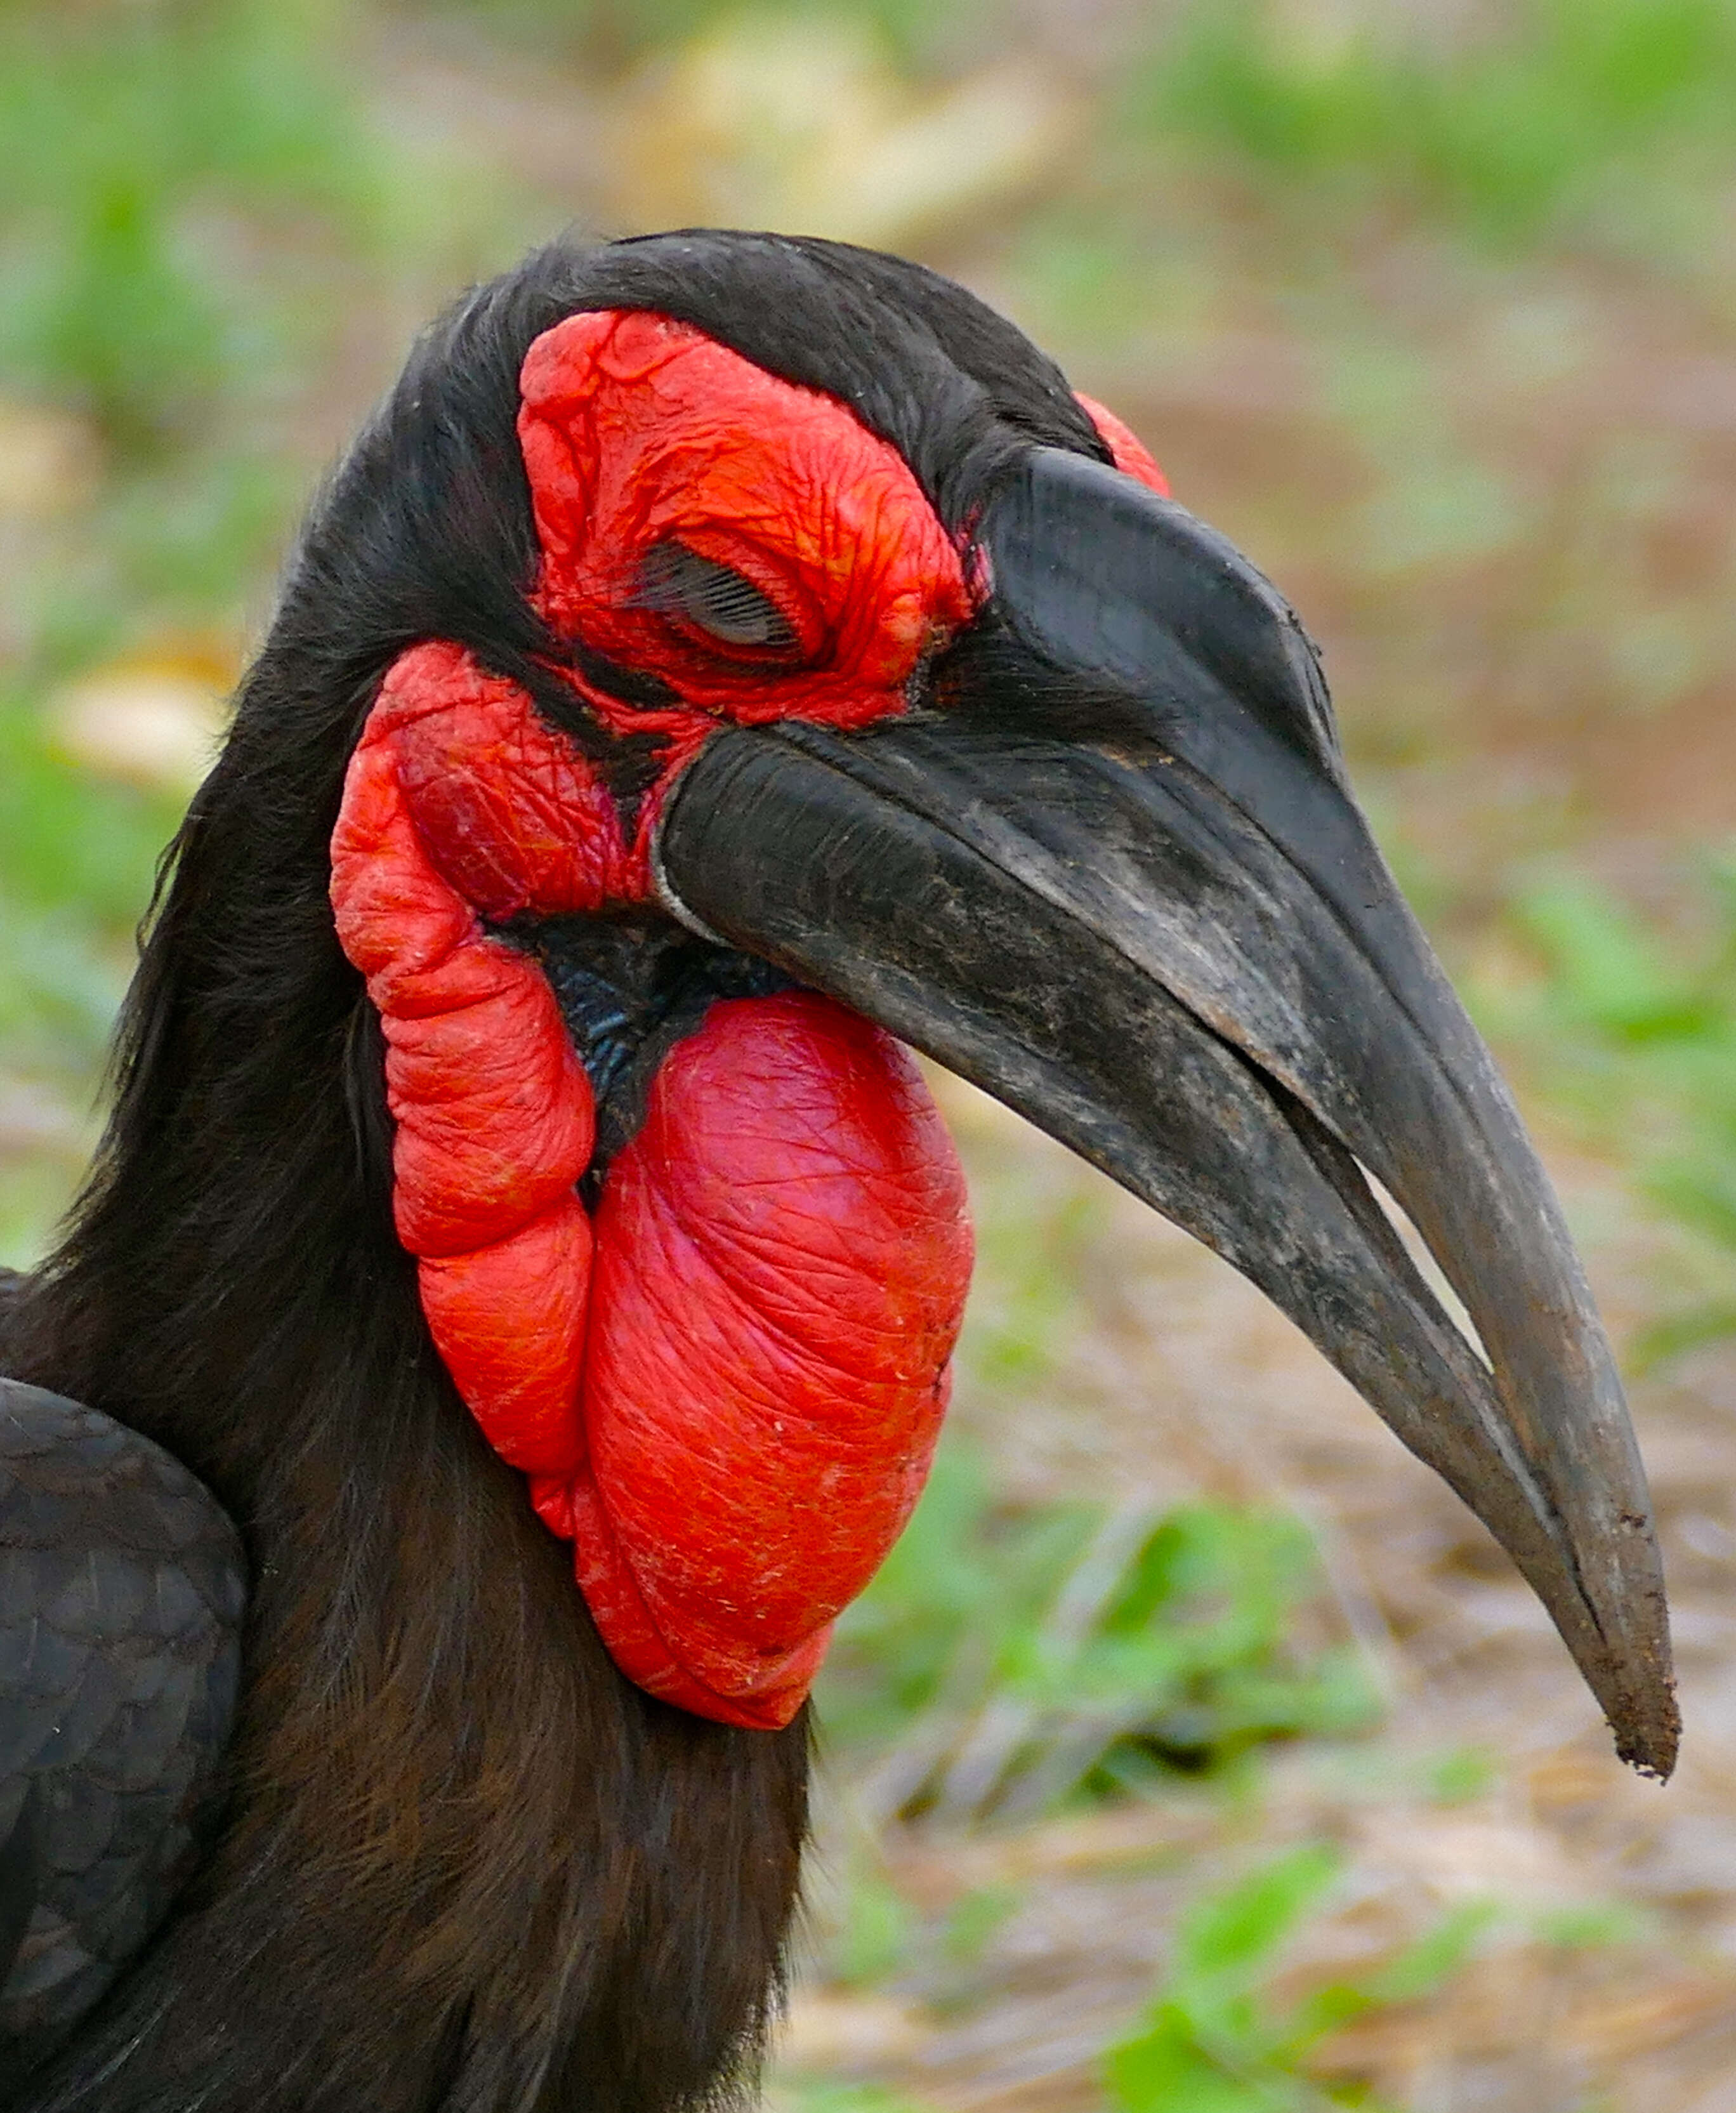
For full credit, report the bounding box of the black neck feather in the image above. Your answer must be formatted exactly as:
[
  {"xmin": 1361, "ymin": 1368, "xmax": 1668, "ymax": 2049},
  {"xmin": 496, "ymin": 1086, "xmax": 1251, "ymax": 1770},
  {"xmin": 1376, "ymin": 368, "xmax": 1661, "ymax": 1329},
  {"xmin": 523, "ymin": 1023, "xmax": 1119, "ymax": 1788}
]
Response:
[{"xmin": 2, "ymin": 232, "xmax": 1110, "ymax": 2111}]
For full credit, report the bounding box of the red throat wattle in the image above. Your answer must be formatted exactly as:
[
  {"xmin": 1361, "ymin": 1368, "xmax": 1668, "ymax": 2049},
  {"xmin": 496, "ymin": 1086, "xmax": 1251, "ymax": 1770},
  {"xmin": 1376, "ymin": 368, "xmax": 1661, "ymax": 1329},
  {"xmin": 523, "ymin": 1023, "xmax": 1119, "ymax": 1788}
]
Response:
[{"xmin": 329, "ymin": 308, "xmax": 1166, "ymax": 1727}]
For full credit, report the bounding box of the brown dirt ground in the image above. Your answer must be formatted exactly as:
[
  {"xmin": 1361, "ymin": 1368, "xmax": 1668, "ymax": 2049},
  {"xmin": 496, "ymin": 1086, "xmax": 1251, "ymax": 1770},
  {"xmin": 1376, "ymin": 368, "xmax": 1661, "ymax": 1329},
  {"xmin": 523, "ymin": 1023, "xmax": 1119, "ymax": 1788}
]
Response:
[{"xmin": 772, "ymin": 1088, "xmax": 1736, "ymax": 2113}]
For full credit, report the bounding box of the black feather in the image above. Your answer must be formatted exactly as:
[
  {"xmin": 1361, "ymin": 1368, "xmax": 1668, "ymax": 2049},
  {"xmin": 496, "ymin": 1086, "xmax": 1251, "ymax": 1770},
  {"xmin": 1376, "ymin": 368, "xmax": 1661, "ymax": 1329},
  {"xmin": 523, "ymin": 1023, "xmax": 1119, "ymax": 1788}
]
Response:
[
  {"xmin": 0, "ymin": 232, "xmax": 1111, "ymax": 2112},
  {"xmin": 0, "ymin": 1381, "xmax": 242, "ymax": 2098}
]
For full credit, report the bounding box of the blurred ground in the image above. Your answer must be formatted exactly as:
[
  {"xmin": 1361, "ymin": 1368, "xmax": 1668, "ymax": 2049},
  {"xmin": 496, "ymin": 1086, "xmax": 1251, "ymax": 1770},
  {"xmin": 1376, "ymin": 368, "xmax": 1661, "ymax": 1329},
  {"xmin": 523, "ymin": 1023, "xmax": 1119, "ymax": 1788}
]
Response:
[
  {"xmin": 808, "ymin": 1093, "xmax": 1736, "ymax": 2113},
  {"xmin": 6, "ymin": 3, "xmax": 1736, "ymax": 2107}
]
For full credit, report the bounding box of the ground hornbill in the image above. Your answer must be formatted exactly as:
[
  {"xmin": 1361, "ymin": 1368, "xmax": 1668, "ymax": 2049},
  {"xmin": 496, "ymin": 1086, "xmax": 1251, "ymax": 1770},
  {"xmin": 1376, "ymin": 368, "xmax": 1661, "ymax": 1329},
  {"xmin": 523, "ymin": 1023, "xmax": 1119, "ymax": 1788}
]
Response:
[{"xmin": 0, "ymin": 230, "xmax": 1678, "ymax": 2111}]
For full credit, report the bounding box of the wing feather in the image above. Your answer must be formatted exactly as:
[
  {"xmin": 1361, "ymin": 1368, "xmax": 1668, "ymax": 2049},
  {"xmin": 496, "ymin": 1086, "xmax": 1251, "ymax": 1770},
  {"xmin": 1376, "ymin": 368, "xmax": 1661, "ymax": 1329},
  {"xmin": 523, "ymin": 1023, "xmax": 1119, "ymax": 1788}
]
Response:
[{"xmin": 0, "ymin": 1377, "xmax": 244, "ymax": 2084}]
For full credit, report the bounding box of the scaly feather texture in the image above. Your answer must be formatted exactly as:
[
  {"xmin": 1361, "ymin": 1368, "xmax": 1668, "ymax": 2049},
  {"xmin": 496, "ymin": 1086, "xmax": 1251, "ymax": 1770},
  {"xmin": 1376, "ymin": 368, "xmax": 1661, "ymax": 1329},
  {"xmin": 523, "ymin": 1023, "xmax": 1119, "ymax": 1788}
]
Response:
[{"xmin": 0, "ymin": 1378, "xmax": 242, "ymax": 2091}]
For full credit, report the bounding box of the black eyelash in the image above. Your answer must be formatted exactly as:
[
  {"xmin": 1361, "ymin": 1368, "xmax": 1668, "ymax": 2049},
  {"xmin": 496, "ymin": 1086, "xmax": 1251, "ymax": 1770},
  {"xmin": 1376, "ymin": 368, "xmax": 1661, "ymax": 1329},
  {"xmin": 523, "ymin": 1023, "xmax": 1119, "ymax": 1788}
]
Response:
[{"xmin": 631, "ymin": 543, "xmax": 799, "ymax": 652}]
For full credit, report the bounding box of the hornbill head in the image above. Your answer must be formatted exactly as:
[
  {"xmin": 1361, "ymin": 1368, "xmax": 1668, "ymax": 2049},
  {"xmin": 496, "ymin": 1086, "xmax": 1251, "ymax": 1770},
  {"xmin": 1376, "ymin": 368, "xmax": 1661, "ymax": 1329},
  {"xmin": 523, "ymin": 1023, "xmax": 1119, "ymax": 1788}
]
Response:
[{"xmin": 324, "ymin": 232, "xmax": 1675, "ymax": 1775}]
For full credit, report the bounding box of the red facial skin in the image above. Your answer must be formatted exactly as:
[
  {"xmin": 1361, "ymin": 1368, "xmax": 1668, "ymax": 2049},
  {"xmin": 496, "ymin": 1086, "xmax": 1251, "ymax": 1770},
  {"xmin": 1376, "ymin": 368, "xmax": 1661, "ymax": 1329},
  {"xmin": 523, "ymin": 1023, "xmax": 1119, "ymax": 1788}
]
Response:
[
  {"xmin": 559, "ymin": 995, "xmax": 968, "ymax": 1723},
  {"xmin": 1075, "ymin": 392, "xmax": 1169, "ymax": 496},
  {"xmin": 330, "ymin": 310, "xmax": 1166, "ymax": 1727}
]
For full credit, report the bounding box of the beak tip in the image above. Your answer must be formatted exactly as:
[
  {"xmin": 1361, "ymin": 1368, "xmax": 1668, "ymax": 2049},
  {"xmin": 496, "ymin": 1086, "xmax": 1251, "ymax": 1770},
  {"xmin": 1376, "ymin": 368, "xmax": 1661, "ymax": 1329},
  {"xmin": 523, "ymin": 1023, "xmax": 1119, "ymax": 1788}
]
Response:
[
  {"xmin": 1586, "ymin": 1544, "xmax": 1678, "ymax": 1779},
  {"xmin": 1608, "ymin": 1623, "xmax": 1681, "ymax": 1783},
  {"xmin": 1614, "ymin": 1695, "xmax": 1680, "ymax": 1782},
  {"xmin": 1600, "ymin": 1506, "xmax": 1680, "ymax": 1780}
]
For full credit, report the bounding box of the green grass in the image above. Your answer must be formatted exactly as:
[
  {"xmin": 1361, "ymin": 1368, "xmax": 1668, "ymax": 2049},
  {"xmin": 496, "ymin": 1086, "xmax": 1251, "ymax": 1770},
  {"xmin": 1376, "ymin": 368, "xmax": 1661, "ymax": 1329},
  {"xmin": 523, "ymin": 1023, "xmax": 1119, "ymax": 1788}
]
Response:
[
  {"xmin": 0, "ymin": 0, "xmax": 383, "ymax": 458},
  {"xmin": 1104, "ymin": 1846, "xmax": 1494, "ymax": 2113},
  {"xmin": 1133, "ymin": 0, "xmax": 1736, "ymax": 251},
  {"xmin": 1098, "ymin": 1846, "xmax": 1656, "ymax": 2111},
  {"xmin": 0, "ymin": 0, "xmax": 391, "ymax": 720},
  {"xmin": 817, "ymin": 1435, "xmax": 1380, "ymax": 1821},
  {"xmin": 1479, "ymin": 861, "xmax": 1736, "ymax": 1363},
  {"xmin": 801, "ymin": 1440, "xmax": 1388, "ymax": 2008}
]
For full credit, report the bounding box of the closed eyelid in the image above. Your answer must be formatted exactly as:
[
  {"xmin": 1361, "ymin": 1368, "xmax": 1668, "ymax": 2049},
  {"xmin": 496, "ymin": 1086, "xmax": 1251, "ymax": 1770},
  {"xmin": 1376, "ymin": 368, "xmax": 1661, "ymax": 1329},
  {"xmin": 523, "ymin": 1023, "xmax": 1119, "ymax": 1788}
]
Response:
[
  {"xmin": 631, "ymin": 544, "xmax": 800, "ymax": 652},
  {"xmin": 519, "ymin": 312, "xmax": 976, "ymax": 721}
]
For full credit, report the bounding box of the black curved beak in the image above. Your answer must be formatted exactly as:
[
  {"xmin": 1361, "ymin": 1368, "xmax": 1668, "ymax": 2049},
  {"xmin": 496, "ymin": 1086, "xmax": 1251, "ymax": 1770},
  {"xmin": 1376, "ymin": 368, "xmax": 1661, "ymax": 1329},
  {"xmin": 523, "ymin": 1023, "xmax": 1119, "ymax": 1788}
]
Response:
[{"xmin": 653, "ymin": 447, "xmax": 1678, "ymax": 1777}]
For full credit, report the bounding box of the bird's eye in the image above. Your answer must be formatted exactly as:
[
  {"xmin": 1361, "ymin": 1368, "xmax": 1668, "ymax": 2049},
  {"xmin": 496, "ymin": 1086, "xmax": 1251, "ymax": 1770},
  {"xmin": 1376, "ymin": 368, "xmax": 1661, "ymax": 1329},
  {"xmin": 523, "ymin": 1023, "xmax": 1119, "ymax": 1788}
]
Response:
[{"xmin": 633, "ymin": 543, "xmax": 799, "ymax": 654}]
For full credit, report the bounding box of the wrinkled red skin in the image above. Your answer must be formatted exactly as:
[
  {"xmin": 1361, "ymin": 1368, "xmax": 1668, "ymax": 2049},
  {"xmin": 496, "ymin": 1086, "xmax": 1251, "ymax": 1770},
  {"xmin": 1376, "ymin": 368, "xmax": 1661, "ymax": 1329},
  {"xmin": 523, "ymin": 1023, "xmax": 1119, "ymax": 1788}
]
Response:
[
  {"xmin": 330, "ymin": 310, "xmax": 1166, "ymax": 1727},
  {"xmin": 556, "ymin": 997, "xmax": 970, "ymax": 1723}
]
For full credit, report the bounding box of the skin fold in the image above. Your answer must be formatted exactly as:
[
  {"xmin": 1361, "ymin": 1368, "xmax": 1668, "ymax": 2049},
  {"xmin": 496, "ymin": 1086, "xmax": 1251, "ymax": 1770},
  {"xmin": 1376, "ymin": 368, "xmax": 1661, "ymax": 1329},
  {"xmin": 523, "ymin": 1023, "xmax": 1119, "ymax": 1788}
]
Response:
[{"xmin": 331, "ymin": 313, "xmax": 995, "ymax": 1727}]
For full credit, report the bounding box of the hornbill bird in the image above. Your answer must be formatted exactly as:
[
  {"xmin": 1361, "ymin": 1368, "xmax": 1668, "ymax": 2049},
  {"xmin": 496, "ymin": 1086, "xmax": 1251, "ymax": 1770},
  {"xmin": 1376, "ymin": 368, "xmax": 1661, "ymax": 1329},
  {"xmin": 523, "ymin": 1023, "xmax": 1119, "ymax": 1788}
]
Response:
[{"xmin": 0, "ymin": 230, "xmax": 1677, "ymax": 2111}]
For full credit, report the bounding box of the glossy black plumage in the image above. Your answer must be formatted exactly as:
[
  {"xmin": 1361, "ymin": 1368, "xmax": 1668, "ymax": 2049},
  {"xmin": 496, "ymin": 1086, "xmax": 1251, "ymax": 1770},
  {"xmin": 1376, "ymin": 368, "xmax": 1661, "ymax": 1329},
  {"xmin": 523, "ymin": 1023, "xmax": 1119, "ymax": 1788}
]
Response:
[
  {"xmin": 0, "ymin": 233, "xmax": 1100, "ymax": 2112},
  {"xmin": 0, "ymin": 1378, "xmax": 242, "ymax": 2091}
]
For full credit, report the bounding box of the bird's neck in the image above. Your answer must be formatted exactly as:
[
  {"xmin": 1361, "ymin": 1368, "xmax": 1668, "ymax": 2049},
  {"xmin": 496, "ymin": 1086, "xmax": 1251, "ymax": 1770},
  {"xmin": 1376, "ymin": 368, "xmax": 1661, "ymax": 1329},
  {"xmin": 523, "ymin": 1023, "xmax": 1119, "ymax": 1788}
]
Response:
[{"xmin": 12, "ymin": 711, "xmax": 808, "ymax": 2112}]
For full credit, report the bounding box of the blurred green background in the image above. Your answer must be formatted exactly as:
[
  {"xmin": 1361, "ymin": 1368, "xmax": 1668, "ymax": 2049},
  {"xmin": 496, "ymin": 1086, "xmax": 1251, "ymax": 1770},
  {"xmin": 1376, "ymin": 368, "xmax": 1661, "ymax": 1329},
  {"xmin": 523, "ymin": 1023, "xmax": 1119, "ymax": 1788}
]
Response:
[{"xmin": 7, "ymin": 2, "xmax": 1736, "ymax": 2105}]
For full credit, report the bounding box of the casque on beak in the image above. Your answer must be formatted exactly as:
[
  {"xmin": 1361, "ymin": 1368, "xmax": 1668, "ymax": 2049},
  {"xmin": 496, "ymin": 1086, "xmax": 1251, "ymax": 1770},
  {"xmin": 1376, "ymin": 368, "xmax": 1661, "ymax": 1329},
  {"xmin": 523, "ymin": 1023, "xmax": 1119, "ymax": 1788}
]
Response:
[{"xmin": 654, "ymin": 445, "xmax": 1678, "ymax": 1779}]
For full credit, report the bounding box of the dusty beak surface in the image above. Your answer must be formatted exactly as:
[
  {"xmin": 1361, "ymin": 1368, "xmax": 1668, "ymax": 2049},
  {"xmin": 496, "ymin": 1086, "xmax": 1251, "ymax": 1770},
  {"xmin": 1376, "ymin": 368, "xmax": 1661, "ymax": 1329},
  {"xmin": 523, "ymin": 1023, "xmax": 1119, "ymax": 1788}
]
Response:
[{"xmin": 655, "ymin": 447, "xmax": 1678, "ymax": 1777}]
